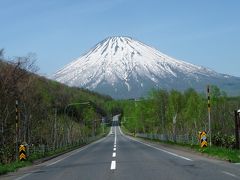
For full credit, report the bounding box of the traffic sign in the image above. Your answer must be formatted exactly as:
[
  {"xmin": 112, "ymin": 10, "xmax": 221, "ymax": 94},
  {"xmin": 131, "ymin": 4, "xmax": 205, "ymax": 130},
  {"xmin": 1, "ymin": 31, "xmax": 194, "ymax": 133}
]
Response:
[
  {"xmin": 19, "ymin": 144, "xmax": 27, "ymax": 161},
  {"xmin": 199, "ymin": 131, "xmax": 207, "ymax": 148}
]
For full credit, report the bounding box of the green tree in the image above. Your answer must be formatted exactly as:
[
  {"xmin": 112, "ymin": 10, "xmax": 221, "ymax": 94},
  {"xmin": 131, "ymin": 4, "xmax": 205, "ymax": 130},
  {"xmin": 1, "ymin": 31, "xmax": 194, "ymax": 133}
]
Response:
[{"xmin": 151, "ymin": 89, "xmax": 169, "ymax": 134}]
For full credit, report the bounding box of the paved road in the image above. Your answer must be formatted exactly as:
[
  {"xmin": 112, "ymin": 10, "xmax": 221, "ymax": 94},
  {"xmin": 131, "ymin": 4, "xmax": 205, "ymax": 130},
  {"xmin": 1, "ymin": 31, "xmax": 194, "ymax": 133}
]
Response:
[{"xmin": 2, "ymin": 116, "xmax": 240, "ymax": 180}]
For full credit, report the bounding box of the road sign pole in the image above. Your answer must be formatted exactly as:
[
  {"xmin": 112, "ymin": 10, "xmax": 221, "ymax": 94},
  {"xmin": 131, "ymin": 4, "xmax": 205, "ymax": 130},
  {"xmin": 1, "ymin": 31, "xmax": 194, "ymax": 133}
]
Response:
[
  {"xmin": 208, "ymin": 110, "xmax": 211, "ymax": 147},
  {"xmin": 15, "ymin": 99, "xmax": 19, "ymax": 161},
  {"xmin": 207, "ymin": 86, "xmax": 211, "ymax": 147}
]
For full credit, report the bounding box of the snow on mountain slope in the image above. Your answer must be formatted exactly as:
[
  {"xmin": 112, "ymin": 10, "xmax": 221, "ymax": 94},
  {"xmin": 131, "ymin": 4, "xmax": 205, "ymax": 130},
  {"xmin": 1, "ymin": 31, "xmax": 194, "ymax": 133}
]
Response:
[{"xmin": 53, "ymin": 36, "xmax": 240, "ymax": 98}]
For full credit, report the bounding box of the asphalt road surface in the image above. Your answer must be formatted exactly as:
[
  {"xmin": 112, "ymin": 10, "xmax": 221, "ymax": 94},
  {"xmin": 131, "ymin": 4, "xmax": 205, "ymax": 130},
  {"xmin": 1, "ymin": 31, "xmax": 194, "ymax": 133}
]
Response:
[{"xmin": 2, "ymin": 116, "xmax": 240, "ymax": 180}]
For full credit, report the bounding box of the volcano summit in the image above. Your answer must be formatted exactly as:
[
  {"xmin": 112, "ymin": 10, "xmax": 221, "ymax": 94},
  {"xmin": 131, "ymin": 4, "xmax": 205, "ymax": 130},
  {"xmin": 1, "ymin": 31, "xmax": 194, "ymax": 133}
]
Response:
[{"xmin": 53, "ymin": 36, "xmax": 240, "ymax": 98}]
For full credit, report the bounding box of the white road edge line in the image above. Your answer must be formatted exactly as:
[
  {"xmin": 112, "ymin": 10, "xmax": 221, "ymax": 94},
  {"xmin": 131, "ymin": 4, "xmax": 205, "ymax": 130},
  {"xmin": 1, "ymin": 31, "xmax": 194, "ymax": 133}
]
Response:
[
  {"xmin": 114, "ymin": 126, "xmax": 117, "ymax": 144},
  {"xmin": 15, "ymin": 173, "xmax": 33, "ymax": 180},
  {"xmin": 119, "ymin": 126, "xmax": 193, "ymax": 162},
  {"xmin": 17, "ymin": 126, "xmax": 111, "ymax": 180},
  {"xmin": 222, "ymin": 171, "xmax": 238, "ymax": 178},
  {"xmin": 109, "ymin": 126, "xmax": 113, "ymax": 136},
  {"xmin": 112, "ymin": 152, "xmax": 116, "ymax": 157},
  {"xmin": 110, "ymin": 160, "xmax": 116, "ymax": 170},
  {"xmin": 46, "ymin": 134, "xmax": 109, "ymax": 167}
]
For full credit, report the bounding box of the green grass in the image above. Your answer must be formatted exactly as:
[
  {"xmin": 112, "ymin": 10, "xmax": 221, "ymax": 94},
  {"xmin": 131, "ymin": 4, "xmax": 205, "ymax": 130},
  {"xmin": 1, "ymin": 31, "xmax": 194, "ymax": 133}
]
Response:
[
  {"xmin": 195, "ymin": 146, "xmax": 240, "ymax": 163},
  {"xmin": 0, "ymin": 161, "xmax": 31, "ymax": 175},
  {"xmin": 120, "ymin": 125, "xmax": 134, "ymax": 136}
]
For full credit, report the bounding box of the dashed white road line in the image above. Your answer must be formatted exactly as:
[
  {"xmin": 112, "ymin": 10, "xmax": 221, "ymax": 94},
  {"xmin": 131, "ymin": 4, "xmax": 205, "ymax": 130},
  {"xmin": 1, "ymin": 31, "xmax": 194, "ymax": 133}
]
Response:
[
  {"xmin": 111, "ymin": 123, "xmax": 117, "ymax": 170},
  {"xmin": 111, "ymin": 160, "xmax": 116, "ymax": 170}
]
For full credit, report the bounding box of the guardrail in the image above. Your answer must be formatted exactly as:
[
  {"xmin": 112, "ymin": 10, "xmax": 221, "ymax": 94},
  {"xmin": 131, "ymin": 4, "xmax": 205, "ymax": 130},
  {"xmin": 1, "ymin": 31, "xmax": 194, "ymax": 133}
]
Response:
[
  {"xmin": 24, "ymin": 134, "xmax": 107, "ymax": 161},
  {"xmin": 136, "ymin": 133, "xmax": 199, "ymax": 145}
]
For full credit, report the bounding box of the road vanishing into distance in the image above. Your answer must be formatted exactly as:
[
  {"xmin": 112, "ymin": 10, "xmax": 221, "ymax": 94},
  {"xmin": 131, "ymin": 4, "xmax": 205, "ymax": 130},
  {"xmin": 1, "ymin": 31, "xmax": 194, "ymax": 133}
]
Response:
[{"xmin": 2, "ymin": 116, "xmax": 240, "ymax": 180}]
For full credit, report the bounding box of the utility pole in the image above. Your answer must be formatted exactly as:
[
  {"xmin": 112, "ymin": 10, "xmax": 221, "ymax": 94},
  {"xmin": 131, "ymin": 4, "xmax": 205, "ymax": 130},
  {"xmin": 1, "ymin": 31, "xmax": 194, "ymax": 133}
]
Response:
[
  {"xmin": 207, "ymin": 85, "xmax": 211, "ymax": 147},
  {"xmin": 15, "ymin": 99, "xmax": 19, "ymax": 161}
]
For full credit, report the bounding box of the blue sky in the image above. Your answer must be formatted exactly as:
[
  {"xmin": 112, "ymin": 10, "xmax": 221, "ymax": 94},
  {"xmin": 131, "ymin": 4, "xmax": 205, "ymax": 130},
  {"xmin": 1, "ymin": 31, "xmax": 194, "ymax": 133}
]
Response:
[{"xmin": 0, "ymin": 0, "xmax": 240, "ymax": 77}]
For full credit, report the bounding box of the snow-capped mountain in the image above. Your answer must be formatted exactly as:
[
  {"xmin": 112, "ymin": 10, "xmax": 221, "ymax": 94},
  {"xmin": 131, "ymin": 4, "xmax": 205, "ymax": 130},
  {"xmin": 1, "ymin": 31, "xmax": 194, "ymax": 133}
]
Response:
[{"xmin": 53, "ymin": 36, "xmax": 240, "ymax": 98}]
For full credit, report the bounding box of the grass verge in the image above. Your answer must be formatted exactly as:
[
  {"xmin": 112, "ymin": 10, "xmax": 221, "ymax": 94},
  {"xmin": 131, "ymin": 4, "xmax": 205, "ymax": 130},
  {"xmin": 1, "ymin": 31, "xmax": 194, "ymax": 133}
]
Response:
[
  {"xmin": 0, "ymin": 161, "xmax": 31, "ymax": 175},
  {"xmin": 193, "ymin": 144, "xmax": 240, "ymax": 163}
]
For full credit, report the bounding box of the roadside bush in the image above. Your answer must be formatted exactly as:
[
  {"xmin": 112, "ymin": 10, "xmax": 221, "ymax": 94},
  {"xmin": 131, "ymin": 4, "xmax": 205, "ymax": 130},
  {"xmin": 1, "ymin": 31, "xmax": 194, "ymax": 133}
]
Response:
[{"xmin": 212, "ymin": 132, "xmax": 235, "ymax": 148}]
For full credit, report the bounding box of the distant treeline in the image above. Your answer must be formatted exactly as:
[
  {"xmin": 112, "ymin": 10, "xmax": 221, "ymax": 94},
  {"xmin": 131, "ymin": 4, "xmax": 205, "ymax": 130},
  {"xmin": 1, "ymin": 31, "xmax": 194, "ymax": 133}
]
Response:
[
  {"xmin": 0, "ymin": 51, "xmax": 112, "ymax": 164},
  {"xmin": 107, "ymin": 87, "xmax": 240, "ymax": 148}
]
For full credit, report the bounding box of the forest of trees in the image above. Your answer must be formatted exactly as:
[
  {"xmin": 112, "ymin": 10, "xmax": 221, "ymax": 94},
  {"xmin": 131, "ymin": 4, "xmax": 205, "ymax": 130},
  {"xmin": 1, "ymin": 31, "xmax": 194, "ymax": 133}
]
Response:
[
  {"xmin": 0, "ymin": 51, "xmax": 112, "ymax": 164},
  {"xmin": 106, "ymin": 88, "xmax": 240, "ymax": 148}
]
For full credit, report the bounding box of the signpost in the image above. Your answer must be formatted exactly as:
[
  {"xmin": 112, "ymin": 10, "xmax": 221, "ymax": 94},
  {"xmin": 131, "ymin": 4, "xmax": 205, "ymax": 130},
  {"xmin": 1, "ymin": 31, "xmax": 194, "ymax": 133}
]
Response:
[
  {"xmin": 15, "ymin": 100, "xmax": 19, "ymax": 161},
  {"xmin": 19, "ymin": 144, "xmax": 27, "ymax": 161},
  {"xmin": 199, "ymin": 131, "xmax": 208, "ymax": 148},
  {"xmin": 207, "ymin": 85, "xmax": 211, "ymax": 147}
]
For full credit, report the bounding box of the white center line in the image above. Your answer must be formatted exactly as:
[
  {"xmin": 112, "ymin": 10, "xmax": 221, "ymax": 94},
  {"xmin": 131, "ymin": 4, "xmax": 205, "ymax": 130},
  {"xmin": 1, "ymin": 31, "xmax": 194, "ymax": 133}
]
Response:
[
  {"xmin": 110, "ymin": 119, "xmax": 118, "ymax": 171},
  {"xmin": 111, "ymin": 160, "xmax": 116, "ymax": 170}
]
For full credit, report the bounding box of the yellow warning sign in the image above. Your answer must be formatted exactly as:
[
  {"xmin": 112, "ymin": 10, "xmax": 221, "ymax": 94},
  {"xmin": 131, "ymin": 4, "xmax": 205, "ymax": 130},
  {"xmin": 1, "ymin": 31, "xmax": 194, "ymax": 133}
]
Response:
[
  {"xmin": 19, "ymin": 153, "xmax": 26, "ymax": 160},
  {"xmin": 199, "ymin": 131, "xmax": 208, "ymax": 148},
  {"xmin": 19, "ymin": 145, "xmax": 26, "ymax": 152},
  {"xmin": 19, "ymin": 145, "xmax": 27, "ymax": 161}
]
